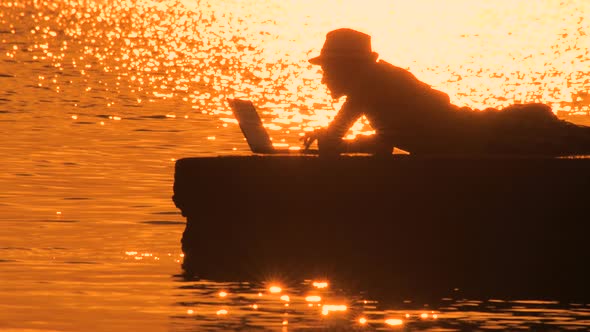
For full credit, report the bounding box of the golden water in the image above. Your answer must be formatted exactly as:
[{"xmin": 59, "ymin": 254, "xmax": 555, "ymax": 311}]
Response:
[{"xmin": 1, "ymin": 0, "xmax": 590, "ymax": 330}]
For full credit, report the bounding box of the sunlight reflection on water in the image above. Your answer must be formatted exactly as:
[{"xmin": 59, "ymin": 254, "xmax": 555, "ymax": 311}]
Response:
[
  {"xmin": 2, "ymin": 0, "xmax": 590, "ymax": 149},
  {"xmin": 1, "ymin": 0, "xmax": 590, "ymax": 331}
]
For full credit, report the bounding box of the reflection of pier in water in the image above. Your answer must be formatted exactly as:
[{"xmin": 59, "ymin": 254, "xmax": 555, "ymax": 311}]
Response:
[{"xmin": 173, "ymin": 156, "xmax": 590, "ymax": 304}]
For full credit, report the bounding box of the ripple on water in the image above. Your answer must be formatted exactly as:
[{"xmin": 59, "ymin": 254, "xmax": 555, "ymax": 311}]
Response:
[
  {"xmin": 31, "ymin": 219, "xmax": 80, "ymax": 223},
  {"xmin": 72, "ymin": 121, "xmax": 96, "ymax": 125},
  {"xmin": 140, "ymin": 221, "xmax": 185, "ymax": 225}
]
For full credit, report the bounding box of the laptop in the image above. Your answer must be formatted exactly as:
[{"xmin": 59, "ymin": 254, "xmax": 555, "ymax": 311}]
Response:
[{"xmin": 228, "ymin": 99, "xmax": 317, "ymax": 154}]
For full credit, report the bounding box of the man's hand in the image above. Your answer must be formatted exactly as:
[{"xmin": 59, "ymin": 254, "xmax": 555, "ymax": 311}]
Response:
[{"xmin": 301, "ymin": 129, "xmax": 325, "ymax": 150}]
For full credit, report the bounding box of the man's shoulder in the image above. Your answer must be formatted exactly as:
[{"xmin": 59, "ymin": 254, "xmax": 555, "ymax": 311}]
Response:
[
  {"xmin": 374, "ymin": 60, "xmax": 418, "ymax": 82},
  {"xmin": 376, "ymin": 60, "xmax": 403, "ymax": 70}
]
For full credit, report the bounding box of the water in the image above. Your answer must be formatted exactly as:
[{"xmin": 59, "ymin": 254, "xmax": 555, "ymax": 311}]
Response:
[{"xmin": 1, "ymin": 0, "xmax": 590, "ymax": 330}]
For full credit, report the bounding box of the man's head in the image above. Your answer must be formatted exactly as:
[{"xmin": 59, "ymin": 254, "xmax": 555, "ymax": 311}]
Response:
[{"xmin": 309, "ymin": 28, "xmax": 378, "ymax": 98}]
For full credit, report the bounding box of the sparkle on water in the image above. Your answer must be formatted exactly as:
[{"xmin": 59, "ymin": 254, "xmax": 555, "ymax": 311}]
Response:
[{"xmin": 2, "ymin": 0, "xmax": 589, "ymax": 148}]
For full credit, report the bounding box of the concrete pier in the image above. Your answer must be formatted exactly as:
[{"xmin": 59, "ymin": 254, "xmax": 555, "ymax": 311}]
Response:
[{"xmin": 173, "ymin": 155, "xmax": 590, "ymax": 303}]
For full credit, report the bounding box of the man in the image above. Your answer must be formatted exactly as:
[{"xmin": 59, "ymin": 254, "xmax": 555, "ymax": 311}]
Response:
[
  {"xmin": 304, "ymin": 28, "xmax": 590, "ymax": 156},
  {"xmin": 304, "ymin": 28, "xmax": 462, "ymax": 156}
]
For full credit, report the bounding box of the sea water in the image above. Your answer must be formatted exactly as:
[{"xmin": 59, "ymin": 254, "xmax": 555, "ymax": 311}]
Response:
[{"xmin": 1, "ymin": 1, "xmax": 589, "ymax": 330}]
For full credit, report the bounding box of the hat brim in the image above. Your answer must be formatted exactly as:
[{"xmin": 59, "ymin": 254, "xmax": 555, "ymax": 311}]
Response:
[{"xmin": 308, "ymin": 55, "xmax": 323, "ymax": 65}]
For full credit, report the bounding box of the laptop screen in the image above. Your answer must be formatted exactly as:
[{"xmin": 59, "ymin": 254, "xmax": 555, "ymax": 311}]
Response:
[{"xmin": 228, "ymin": 99, "xmax": 276, "ymax": 154}]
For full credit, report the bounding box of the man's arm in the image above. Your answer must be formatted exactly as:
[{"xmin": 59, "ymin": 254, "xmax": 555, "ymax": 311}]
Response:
[
  {"xmin": 320, "ymin": 100, "xmax": 363, "ymax": 154},
  {"xmin": 326, "ymin": 99, "xmax": 362, "ymax": 140}
]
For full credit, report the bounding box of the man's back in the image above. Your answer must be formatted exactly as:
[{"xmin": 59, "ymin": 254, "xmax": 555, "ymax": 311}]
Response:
[
  {"xmin": 372, "ymin": 60, "xmax": 454, "ymax": 114},
  {"xmin": 354, "ymin": 61, "xmax": 457, "ymax": 141}
]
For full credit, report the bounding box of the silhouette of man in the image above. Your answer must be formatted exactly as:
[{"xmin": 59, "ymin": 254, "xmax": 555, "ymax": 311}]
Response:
[
  {"xmin": 304, "ymin": 28, "xmax": 590, "ymax": 156},
  {"xmin": 305, "ymin": 28, "xmax": 462, "ymax": 156}
]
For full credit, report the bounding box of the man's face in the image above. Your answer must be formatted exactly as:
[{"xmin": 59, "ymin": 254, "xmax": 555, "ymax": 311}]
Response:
[{"xmin": 320, "ymin": 61, "xmax": 351, "ymax": 99}]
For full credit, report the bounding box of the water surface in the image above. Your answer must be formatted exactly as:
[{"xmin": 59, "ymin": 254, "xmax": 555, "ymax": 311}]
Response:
[{"xmin": 1, "ymin": 0, "xmax": 590, "ymax": 330}]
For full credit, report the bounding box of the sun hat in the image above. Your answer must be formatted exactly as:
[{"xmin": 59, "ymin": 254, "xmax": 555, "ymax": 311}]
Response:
[{"xmin": 309, "ymin": 28, "xmax": 378, "ymax": 65}]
